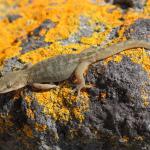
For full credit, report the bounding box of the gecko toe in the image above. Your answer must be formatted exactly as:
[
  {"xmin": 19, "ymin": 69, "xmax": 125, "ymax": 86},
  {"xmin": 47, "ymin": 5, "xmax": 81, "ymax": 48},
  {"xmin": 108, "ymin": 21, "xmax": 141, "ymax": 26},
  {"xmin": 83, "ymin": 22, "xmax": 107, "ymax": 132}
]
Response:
[{"xmin": 72, "ymin": 85, "xmax": 82, "ymax": 98}]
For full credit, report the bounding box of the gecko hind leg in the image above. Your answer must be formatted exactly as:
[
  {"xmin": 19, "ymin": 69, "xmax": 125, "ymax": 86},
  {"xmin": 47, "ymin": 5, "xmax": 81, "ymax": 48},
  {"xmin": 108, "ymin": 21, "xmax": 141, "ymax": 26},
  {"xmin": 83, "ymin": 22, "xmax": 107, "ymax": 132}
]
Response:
[
  {"xmin": 32, "ymin": 83, "xmax": 59, "ymax": 90},
  {"xmin": 73, "ymin": 61, "xmax": 91, "ymax": 98}
]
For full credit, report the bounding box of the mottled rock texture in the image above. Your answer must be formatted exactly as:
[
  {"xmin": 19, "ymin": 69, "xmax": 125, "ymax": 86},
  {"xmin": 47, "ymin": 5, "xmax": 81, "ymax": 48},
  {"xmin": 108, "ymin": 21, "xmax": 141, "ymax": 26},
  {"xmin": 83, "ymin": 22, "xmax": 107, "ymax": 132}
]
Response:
[
  {"xmin": 125, "ymin": 19, "xmax": 150, "ymax": 41},
  {"xmin": 105, "ymin": 0, "xmax": 147, "ymax": 9},
  {"xmin": 0, "ymin": 1, "xmax": 150, "ymax": 150}
]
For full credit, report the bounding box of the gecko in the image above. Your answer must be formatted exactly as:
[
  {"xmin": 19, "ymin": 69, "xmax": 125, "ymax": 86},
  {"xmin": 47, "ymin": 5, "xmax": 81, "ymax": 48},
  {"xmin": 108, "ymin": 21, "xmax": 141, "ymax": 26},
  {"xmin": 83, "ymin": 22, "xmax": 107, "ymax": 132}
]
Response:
[{"xmin": 0, "ymin": 40, "xmax": 150, "ymax": 96}]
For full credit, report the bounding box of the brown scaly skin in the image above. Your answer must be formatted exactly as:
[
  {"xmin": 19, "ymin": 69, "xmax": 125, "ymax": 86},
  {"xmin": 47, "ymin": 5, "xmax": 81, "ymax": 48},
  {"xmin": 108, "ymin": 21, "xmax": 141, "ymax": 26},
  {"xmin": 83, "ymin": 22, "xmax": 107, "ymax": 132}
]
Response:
[{"xmin": 0, "ymin": 40, "xmax": 150, "ymax": 95}]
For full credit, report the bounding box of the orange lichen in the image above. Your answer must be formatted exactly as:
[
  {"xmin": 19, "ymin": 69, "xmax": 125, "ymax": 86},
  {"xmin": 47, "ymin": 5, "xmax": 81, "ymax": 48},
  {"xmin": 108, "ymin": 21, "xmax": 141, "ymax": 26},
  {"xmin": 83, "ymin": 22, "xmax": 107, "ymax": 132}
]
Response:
[
  {"xmin": 0, "ymin": 42, "xmax": 21, "ymax": 65},
  {"xmin": 141, "ymin": 87, "xmax": 150, "ymax": 107},
  {"xmin": 0, "ymin": 0, "xmax": 149, "ymax": 66},
  {"xmin": 39, "ymin": 28, "xmax": 47, "ymax": 36},
  {"xmin": 35, "ymin": 122, "xmax": 47, "ymax": 132},
  {"xmin": 22, "ymin": 125, "xmax": 33, "ymax": 138},
  {"xmin": 0, "ymin": 115, "xmax": 14, "ymax": 134},
  {"xmin": 45, "ymin": 14, "xmax": 79, "ymax": 42},
  {"xmin": 35, "ymin": 85, "xmax": 89, "ymax": 122},
  {"xmin": 26, "ymin": 109, "xmax": 35, "ymax": 120},
  {"xmin": 134, "ymin": 136, "xmax": 144, "ymax": 141},
  {"xmin": 99, "ymin": 92, "xmax": 107, "ymax": 99},
  {"xmin": 143, "ymin": 100, "xmax": 149, "ymax": 107},
  {"xmin": 44, "ymin": 1, "xmax": 122, "ymax": 42},
  {"xmin": 24, "ymin": 96, "xmax": 35, "ymax": 120},
  {"xmin": 81, "ymin": 30, "xmax": 110, "ymax": 45},
  {"xmin": 72, "ymin": 108, "xmax": 85, "ymax": 122},
  {"xmin": 121, "ymin": 136, "xmax": 129, "ymax": 143}
]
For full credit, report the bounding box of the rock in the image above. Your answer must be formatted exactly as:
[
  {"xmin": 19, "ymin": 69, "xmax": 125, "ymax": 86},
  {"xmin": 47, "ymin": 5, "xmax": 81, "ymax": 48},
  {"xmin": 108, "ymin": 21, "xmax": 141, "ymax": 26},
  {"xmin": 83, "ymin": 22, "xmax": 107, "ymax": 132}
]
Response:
[
  {"xmin": 124, "ymin": 19, "xmax": 150, "ymax": 42},
  {"xmin": 21, "ymin": 19, "xmax": 55, "ymax": 54},
  {"xmin": 0, "ymin": 2, "xmax": 150, "ymax": 150},
  {"xmin": 105, "ymin": 0, "xmax": 147, "ymax": 9},
  {"xmin": 7, "ymin": 14, "xmax": 22, "ymax": 22}
]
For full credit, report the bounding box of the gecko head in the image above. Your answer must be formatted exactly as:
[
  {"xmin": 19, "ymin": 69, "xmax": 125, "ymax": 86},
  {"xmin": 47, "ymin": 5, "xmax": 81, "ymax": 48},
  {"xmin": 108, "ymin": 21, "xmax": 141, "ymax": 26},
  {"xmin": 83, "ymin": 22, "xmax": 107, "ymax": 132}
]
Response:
[{"xmin": 0, "ymin": 70, "xmax": 28, "ymax": 94}]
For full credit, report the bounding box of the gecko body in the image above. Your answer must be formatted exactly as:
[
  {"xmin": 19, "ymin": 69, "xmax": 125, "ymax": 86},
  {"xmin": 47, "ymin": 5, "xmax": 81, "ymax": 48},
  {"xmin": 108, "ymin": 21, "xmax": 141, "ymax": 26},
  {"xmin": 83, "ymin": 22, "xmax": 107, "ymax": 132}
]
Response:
[{"xmin": 0, "ymin": 40, "xmax": 150, "ymax": 95}]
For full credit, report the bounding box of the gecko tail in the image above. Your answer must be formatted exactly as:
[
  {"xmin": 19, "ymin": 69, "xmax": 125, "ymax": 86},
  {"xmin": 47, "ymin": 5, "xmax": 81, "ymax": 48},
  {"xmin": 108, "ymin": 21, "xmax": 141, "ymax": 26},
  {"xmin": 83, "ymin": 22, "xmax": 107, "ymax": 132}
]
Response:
[
  {"xmin": 79, "ymin": 40, "xmax": 150, "ymax": 63},
  {"xmin": 94, "ymin": 39, "xmax": 150, "ymax": 61}
]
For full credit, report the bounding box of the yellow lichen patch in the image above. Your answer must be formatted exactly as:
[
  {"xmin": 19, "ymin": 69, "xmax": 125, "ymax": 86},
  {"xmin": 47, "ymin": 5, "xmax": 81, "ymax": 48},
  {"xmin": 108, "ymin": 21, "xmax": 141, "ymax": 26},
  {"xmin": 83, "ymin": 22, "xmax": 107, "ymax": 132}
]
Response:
[
  {"xmin": 141, "ymin": 87, "xmax": 150, "ymax": 107},
  {"xmin": 35, "ymin": 122, "xmax": 47, "ymax": 132},
  {"xmin": 72, "ymin": 108, "xmax": 85, "ymax": 122},
  {"xmin": 0, "ymin": 0, "xmax": 145, "ymax": 66},
  {"xmin": 24, "ymin": 95, "xmax": 35, "ymax": 120},
  {"xmin": 45, "ymin": 14, "xmax": 79, "ymax": 42},
  {"xmin": 144, "ymin": 0, "xmax": 150, "ymax": 15},
  {"xmin": 25, "ymin": 95, "xmax": 32, "ymax": 105},
  {"xmin": 109, "ymin": 25, "xmax": 127, "ymax": 45},
  {"xmin": 26, "ymin": 109, "xmax": 35, "ymax": 120},
  {"xmin": 35, "ymin": 84, "xmax": 89, "ymax": 122},
  {"xmin": 0, "ymin": 0, "xmax": 149, "ymax": 67},
  {"xmin": 143, "ymin": 100, "xmax": 149, "ymax": 107},
  {"xmin": 39, "ymin": 28, "xmax": 47, "ymax": 36},
  {"xmin": 0, "ymin": 0, "xmax": 84, "ymax": 64},
  {"xmin": 81, "ymin": 30, "xmax": 110, "ymax": 45},
  {"xmin": 0, "ymin": 42, "xmax": 21, "ymax": 66},
  {"xmin": 134, "ymin": 136, "xmax": 144, "ymax": 141},
  {"xmin": 44, "ymin": 0, "xmax": 122, "ymax": 43},
  {"xmin": 89, "ymin": 5, "xmax": 122, "ymax": 28},
  {"xmin": 99, "ymin": 92, "xmax": 107, "ymax": 99},
  {"xmin": 123, "ymin": 11, "xmax": 148, "ymax": 27},
  {"xmin": 0, "ymin": 115, "xmax": 14, "ymax": 134},
  {"xmin": 22, "ymin": 125, "xmax": 33, "ymax": 138},
  {"xmin": 120, "ymin": 136, "xmax": 129, "ymax": 143}
]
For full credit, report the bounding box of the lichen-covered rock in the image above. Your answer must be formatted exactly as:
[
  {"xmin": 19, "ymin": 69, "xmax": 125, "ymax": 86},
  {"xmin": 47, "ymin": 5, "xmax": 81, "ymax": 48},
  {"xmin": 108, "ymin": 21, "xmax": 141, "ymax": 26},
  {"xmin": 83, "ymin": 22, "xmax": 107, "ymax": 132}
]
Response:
[
  {"xmin": 21, "ymin": 19, "xmax": 55, "ymax": 54},
  {"xmin": 125, "ymin": 19, "xmax": 150, "ymax": 41},
  {"xmin": 0, "ymin": 0, "xmax": 150, "ymax": 150},
  {"xmin": 105, "ymin": 0, "xmax": 147, "ymax": 9}
]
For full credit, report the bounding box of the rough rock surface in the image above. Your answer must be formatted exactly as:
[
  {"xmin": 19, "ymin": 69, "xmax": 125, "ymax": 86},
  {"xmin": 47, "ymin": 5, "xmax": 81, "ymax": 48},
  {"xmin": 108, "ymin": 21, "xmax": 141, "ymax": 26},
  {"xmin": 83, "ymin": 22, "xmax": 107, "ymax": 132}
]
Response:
[
  {"xmin": 125, "ymin": 19, "xmax": 150, "ymax": 42},
  {"xmin": 21, "ymin": 19, "xmax": 55, "ymax": 54},
  {"xmin": 0, "ymin": 1, "xmax": 150, "ymax": 150},
  {"xmin": 105, "ymin": 0, "xmax": 147, "ymax": 9}
]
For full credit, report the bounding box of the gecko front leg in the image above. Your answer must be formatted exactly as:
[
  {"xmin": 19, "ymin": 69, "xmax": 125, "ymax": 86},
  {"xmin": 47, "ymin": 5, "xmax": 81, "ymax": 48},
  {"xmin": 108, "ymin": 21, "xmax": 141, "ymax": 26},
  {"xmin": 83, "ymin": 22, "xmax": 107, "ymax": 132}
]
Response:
[
  {"xmin": 32, "ymin": 83, "xmax": 59, "ymax": 90},
  {"xmin": 73, "ymin": 61, "xmax": 91, "ymax": 97}
]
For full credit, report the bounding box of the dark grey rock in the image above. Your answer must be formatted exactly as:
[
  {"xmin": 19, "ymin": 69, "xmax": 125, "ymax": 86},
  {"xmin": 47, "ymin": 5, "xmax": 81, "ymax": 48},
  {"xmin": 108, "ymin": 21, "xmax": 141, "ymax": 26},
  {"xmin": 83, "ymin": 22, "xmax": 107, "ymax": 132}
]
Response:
[
  {"xmin": 105, "ymin": 0, "xmax": 147, "ymax": 9},
  {"xmin": 124, "ymin": 19, "xmax": 150, "ymax": 42},
  {"xmin": 7, "ymin": 14, "xmax": 22, "ymax": 22},
  {"xmin": 0, "ymin": 56, "xmax": 26, "ymax": 75},
  {"xmin": 85, "ymin": 57, "xmax": 150, "ymax": 139}
]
